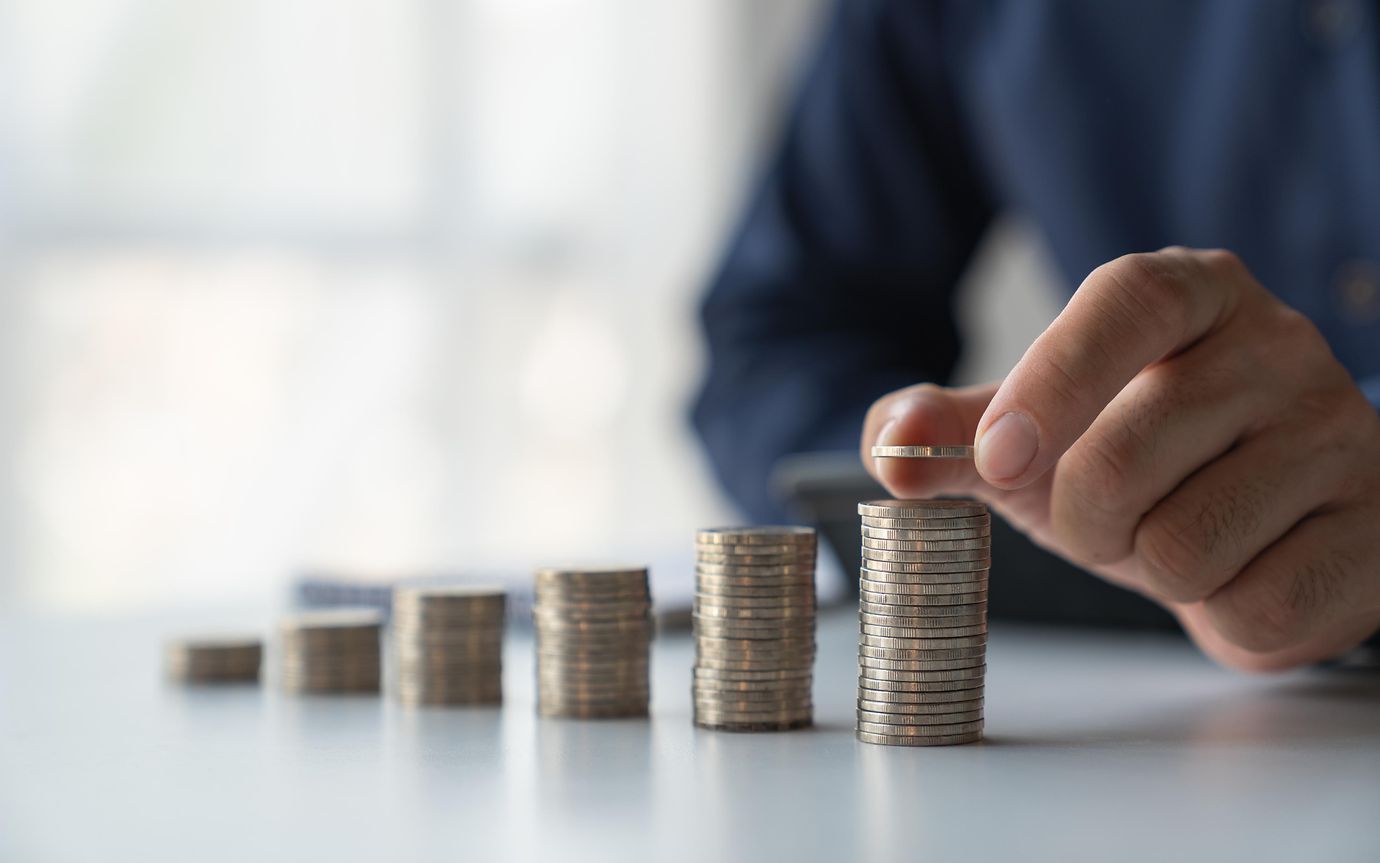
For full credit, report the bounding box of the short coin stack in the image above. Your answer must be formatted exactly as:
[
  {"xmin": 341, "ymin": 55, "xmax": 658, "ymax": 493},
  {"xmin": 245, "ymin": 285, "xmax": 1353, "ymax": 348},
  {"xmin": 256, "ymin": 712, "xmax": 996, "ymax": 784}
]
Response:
[
  {"xmin": 856, "ymin": 495, "xmax": 989, "ymax": 746},
  {"xmin": 533, "ymin": 566, "xmax": 652, "ymax": 719},
  {"xmin": 278, "ymin": 608, "xmax": 384, "ymax": 694},
  {"xmin": 392, "ymin": 586, "xmax": 505, "ymax": 706},
  {"xmin": 693, "ymin": 526, "xmax": 817, "ymax": 731},
  {"xmin": 164, "ymin": 636, "xmax": 262, "ymax": 684}
]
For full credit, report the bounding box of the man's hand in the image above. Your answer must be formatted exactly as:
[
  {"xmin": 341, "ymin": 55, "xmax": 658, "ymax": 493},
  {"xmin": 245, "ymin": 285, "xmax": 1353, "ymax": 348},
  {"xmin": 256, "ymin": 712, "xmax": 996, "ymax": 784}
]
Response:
[{"xmin": 861, "ymin": 248, "xmax": 1380, "ymax": 671}]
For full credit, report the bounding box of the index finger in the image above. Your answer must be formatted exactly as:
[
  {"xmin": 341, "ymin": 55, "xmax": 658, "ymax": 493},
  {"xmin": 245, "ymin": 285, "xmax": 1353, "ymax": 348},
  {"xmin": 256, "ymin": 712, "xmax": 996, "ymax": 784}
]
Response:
[{"xmin": 974, "ymin": 247, "xmax": 1246, "ymax": 489}]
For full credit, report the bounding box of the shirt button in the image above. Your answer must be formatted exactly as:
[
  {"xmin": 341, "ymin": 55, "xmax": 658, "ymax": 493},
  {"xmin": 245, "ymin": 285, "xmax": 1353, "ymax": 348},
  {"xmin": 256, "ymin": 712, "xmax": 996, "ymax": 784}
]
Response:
[{"xmin": 1334, "ymin": 260, "xmax": 1380, "ymax": 325}]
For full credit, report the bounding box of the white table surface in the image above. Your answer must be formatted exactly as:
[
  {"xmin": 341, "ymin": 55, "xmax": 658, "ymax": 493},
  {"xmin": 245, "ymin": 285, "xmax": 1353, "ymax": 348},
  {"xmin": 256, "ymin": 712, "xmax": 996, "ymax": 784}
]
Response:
[{"xmin": 2, "ymin": 607, "xmax": 1378, "ymax": 863}]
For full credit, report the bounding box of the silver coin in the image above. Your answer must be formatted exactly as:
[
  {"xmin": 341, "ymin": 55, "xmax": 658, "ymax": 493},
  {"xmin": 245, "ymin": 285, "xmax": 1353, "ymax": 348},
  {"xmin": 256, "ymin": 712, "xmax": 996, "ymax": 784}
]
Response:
[
  {"xmin": 858, "ymin": 500, "xmax": 987, "ymax": 519},
  {"xmin": 859, "ymin": 613, "xmax": 987, "ymax": 631},
  {"xmin": 694, "ymin": 659, "xmax": 814, "ymax": 674},
  {"xmin": 693, "ymin": 605, "xmax": 816, "ymax": 622},
  {"xmin": 859, "ymin": 593, "xmax": 988, "ymax": 612},
  {"xmin": 693, "ymin": 584, "xmax": 818, "ymax": 600},
  {"xmin": 857, "ymin": 654, "xmax": 985, "ymax": 671},
  {"xmin": 861, "ymin": 547, "xmax": 991, "ymax": 564},
  {"xmin": 693, "ymin": 592, "xmax": 816, "ymax": 608},
  {"xmin": 692, "ymin": 679, "xmax": 811, "ymax": 695},
  {"xmin": 860, "ymin": 525, "xmax": 991, "ymax": 541},
  {"xmin": 860, "ymin": 663, "xmax": 985, "ymax": 682},
  {"xmin": 532, "ymin": 585, "xmax": 651, "ymax": 599},
  {"xmin": 859, "ymin": 514, "xmax": 991, "ymax": 530},
  {"xmin": 694, "ymin": 616, "xmax": 816, "ymax": 631},
  {"xmin": 861, "ymin": 537, "xmax": 990, "ymax": 552},
  {"xmin": 280, "ymin": 607, "xmax": 385, "ymax": 630},
  {"xmin": 692, "ymin": 706, "xmax": 813, "ymax": 722},
  {"xmin": 855, "ymin": 686, "xmax": 983, "ymax": 704},
  {"xmin": 857, "ymin": 644, "xmax": 985, "ymax": 661},
  {"xmin": 695, "ymin": 542, "xmax": 816, "ymax": 556},
  {"xmin": 856, "ymin": 719, "xmax": 983, "ymax": 737},
  {"xmin": 694, "ymin": 718, "xmax": 812, "ymax": 732},
  {"xmin": 532, "ymin": 616, "xmax": 652, "ymax": 631},
  {"xmin": 870, "ymin": 445, "xmax": 975, "ymax": 459},
  {"xmin": 537, "ymin": 704, "xmax": 648, "ymax": 719},
  {"xmin": 857, "ymin": 696, "xmax": 984, "ymax": 714},
  {"xmin": 694, "ymin": 645, "xmax": 817, "ymax": 662},
  {"xmin": 696, "ymin": 576, "xmax": 816, "ymax": 592},
  {"xmin": 855, "ymin": 579, "xmax": 988, "ymax": 599},
  {"xmin": 696, "ymin": 526, "xmax": 816, "ymax": 544},
  {"xmin": 693, "ymin": 666, "xmax": 812, "ymax": 681},
  {"xmin": 862, "ymin": 559, "xmax": 990, "ymax": 574},
  {"xmin": 855, "ymin": 729, "xmax": 983, "ymax": 747},
  {"xmin": 859, "ymin": 571, "xmax": 989, "ymax": 589},
  {"xmin": 694, "ymin": 699, "xmax": 812, "ymax": 714},
  {"xmin": 860, "ymin": 623, "xmax": 988, "ymax": 640},
  {"xmin": 695, "ymin": 562, "xmax": 816, "ymax": 577},
  {"xmin": 857, "ymin": 676, "xmax": 984, "ymax": 693},
  {"xmin": 857, "ymin": 707, "xmax": 984, "ymax": 726},
  {"xmin": 860, "ymin": 633, "xmax": 987, "ymax": 650},
  {"xmin": 859, "ymin": 604, "xmax": 988, "ymax": 622},
  {"xmin": 692, "ymin": 686, "xmax": 811, "ymax": 702}
]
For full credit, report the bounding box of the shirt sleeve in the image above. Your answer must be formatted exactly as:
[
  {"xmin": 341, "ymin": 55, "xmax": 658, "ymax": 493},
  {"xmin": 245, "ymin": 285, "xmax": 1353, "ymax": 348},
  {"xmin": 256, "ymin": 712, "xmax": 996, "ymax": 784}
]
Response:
[{"xmin": 691, "ymin": 0, "xmax": 995, "ymax": 521}]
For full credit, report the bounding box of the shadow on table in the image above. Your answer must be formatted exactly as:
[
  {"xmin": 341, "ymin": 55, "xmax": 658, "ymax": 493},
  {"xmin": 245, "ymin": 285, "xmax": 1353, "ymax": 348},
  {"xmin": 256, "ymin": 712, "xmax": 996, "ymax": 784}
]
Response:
[{"xmin": 987, "ymin": 672, "xmax": 1380, "ymax": 748}]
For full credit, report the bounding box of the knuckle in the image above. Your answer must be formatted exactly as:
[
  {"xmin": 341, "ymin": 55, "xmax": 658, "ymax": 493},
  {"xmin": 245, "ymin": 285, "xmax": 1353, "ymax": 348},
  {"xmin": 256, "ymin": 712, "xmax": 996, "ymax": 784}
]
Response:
[
  {"xmin": 1203, "ymin": 553, "xmax": 1343, "ymax": 654},
  {"xmin": 1135, "ymin": 515, "xmax": 1215, "ymax": 602},
  {"xmin": 1092, "ymin": 253, "xmax": 1194, "ymax": 343},
  {"xmin": 1205, "ymin": 585, "xmax": 1302, "ymax": 654}
]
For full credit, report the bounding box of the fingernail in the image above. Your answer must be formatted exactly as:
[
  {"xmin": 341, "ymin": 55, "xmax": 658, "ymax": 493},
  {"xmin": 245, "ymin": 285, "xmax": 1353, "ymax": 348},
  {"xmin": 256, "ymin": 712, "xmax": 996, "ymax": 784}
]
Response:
[{"xmin": 976, "ymin": 412, "xmax": 1038, "ymax": 481}]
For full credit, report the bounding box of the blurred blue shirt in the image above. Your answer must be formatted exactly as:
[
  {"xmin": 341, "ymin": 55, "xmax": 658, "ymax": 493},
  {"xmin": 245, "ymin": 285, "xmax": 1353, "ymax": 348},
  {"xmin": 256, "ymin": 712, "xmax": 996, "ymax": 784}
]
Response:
[{"xmin": 694, "ymin": 0, "xmax": 1380, "ymax": 520}]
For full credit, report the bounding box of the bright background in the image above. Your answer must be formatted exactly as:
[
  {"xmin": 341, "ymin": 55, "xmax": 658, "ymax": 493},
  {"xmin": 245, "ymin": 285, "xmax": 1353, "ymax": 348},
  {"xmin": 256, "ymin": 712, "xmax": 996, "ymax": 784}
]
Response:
[{"xmin": 0, "ymin": 0, "xmax": 1060, "ymax": 614}]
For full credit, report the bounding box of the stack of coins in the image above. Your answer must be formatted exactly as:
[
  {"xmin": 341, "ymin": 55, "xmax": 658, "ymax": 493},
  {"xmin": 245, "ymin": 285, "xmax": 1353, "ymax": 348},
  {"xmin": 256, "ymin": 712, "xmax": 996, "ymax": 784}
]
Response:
[
  {"xmin": 533, "ymin": 566, "xmax": 652, "ymax": 718},
  {"xmin": 164, "ymin": 636, "xmax": 262, "ymax": 683},
  {"xmin": 278, "ymin": 608, "xmax": 384, "ymax": 694},
  {"xmin": 693, "ymin": 526, "xmax": 817, "ymax": 731},
  {"xmin": 856, "ymin": 497, "xmax": 988, "ymax": 746},
  {"xmin": 391, "ymin": 585, "xmax": 505, "ymax": 705}
]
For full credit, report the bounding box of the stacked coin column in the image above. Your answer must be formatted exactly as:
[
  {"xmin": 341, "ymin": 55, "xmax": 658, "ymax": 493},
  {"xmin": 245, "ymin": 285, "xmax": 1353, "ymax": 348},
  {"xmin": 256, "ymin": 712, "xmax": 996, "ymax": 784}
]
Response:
[
  {"xmin": 391, "ymin": 586, "xmax": 506, "ymax": 706},
  {"xmin": 693, "ymin": 527, "xmax": 817, "ymax": 731},
  {"xmin": 278, "ymin": 609, "xmax": 384, "ymax": 694},
  {"xmin": 856, "ymin": 500, "xmax": 989, "ymax": 746},
  {"xmin": 165, "ymin": 636, "xmax": 262, "ymax": 684},
  {"xmin": 533, "ymin": 567, "xmax": 652, "ymax": 719}
]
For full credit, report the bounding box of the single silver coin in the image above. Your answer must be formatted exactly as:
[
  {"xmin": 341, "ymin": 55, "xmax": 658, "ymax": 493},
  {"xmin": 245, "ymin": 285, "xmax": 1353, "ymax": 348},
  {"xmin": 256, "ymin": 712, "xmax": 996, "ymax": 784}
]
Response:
[
  {"xmin": 858, "ymin": 654, "xmax": 985, "ymax": 672},
  {"xmin": 855, "ymin": 685, "xmax": 983, "ymax": 704},
  {"xmin": 856, "ymin": 719, "xmax": 984, "ymax": 737},
  {"xmin": 857, "ymin": 696, "xmax": 984, "ymax": 714},
  {"xmin": 859, "ymin": 604, "xmax": 989, "ymax": 622},
  {"xmin": 857, "ymin": 676, "xmax": 985, "ymax": 693},
  {"xmin": 859, "ymin": 514, "xmax": 991, "ymax": 530},
  {"xmin": 862, "ymin": 558, "xmax": 991, "ymax": 574},
  {"xmin": 860, "ymin": 525, "xmax": 991, "ymax": 541},
  {"xmin": 861, "ymin": 537, "xmax": 990, "ymax": 552},
  {"xmin": 696, "ymin": 526, "xmax": 816, "ymax": 544},
  {"xmin": 855, "ymin": 579, "xmax": 988, "ymax": 599},
  {"xmin": 858, "ymin": 500, "xmax": 987, "ymax": 519},
  {"xmin": 859, "ymin": 633, "xmax": 987, "ymax": 650},
  {"xmin": 859, "ymin": 664, "xmax": 986, "ymax": 683},
  {"xmin": 870, "ymin": 445, "xmax": 975, "ymax": 459},
  {"xmin": 857, "ymin": 644, "xmax": 985, "ymax": 661},
  {"xmin": 855, "ymin": 729, "xmax": 983, "ymax": 747},
  {"xmin": 861, "ymin": 547, "xmax": 991, "ymax": 564},
  {"xmin": 860, "ymin": 623, "xmax": 988, "ymax": 640},
  {"xmin": 856, "ymin": 708, "xmax": 984, "ymax": 726},
  {"xmin": 859, "ymin": 570, "xmax": 990, "ymax": 587}
]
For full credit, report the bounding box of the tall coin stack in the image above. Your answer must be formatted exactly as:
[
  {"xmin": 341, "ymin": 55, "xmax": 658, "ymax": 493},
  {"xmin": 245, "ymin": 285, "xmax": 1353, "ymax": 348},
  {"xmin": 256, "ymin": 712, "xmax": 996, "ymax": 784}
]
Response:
[
  {"xmin": 392, "ymin": 586, "xmax": 506, "ymax": 705},
  {"xmin": 165, "ymin": 636, "xmax": 262, "ymax": 684},
  {"xmin": 693, "ymin": 526, "xmax": 817, "ymax": 731},
  {"xmin": 533, "ymin": 566, "xmax": 652, "ymax": 719},
  {"xmin": 278, "ymin": 608, "xmax": 384, "ymax": 694},
  {"xmin": 856, "ymin": 492, "xmax": 988, "ymax": 746}
]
